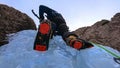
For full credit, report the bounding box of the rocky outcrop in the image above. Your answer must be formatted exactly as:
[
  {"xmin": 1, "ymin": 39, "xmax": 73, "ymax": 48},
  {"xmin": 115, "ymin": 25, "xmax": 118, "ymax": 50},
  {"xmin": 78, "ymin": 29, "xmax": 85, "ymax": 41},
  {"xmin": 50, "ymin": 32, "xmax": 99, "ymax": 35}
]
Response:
[
  {"xmin": 74, "ymin": 13, "xmax": 120, "ymax": 51},
  {"xmin": 0, "ymin": 4, "xmax": 37, "ymax": 46}
]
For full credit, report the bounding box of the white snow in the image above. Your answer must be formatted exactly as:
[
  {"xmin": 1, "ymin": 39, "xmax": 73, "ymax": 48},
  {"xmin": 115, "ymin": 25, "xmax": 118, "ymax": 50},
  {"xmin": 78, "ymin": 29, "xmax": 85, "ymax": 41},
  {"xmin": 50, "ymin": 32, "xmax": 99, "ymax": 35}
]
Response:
[{"xmin": 0, "ymin": 30, "xmax": 120, "ymax": 68}]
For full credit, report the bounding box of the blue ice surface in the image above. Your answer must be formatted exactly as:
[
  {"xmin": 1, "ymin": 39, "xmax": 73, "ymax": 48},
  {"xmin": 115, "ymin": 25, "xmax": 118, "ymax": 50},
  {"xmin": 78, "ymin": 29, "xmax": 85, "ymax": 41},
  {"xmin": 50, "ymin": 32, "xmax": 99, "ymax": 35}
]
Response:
[{"xmin": 0, "ymin": 30, "xmax": 120, "ymax": 68}]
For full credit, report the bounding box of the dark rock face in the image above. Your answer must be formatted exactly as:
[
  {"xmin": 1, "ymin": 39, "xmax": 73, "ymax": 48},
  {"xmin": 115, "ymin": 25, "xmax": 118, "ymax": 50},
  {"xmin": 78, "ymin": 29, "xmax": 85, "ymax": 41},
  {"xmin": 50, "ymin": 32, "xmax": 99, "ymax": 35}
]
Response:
[
  {"xmin": 0, "ymin": 4, "xmax": 37, "ymax": 46},
  {"xmin": 74, "ymin": 13, "xmax": 120, "ymax": 51}
]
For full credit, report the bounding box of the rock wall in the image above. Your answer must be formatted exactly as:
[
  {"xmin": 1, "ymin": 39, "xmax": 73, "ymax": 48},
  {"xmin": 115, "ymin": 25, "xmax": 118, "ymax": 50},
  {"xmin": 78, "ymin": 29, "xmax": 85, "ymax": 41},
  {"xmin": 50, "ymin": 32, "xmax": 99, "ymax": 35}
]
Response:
[
  {"xmin": 0, "ymin": 4, "xmax": 37, "ymax": 46},
  {"xmin": 74, "ymin": 13, "xmax": 120, "ymax": 51}
]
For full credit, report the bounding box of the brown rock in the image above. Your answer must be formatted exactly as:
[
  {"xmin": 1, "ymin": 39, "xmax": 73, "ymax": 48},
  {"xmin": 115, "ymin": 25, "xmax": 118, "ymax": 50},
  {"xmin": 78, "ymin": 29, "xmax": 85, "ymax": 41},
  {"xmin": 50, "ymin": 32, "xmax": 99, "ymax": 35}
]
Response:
[
  {"xmin": 74, "ymin": 13, "xmax": 120, "ymax": 51},
  {"xmin": 0, "ymin": 4, "xmax": 37, "ymax": 46}
]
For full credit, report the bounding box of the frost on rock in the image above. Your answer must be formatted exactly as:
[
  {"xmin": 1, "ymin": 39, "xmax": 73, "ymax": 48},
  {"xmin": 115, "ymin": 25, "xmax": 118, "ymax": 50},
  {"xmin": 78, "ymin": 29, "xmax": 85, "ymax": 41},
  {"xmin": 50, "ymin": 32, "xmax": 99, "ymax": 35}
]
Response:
[{"xmin": 0, "ymin": 30, "xmax": 120, "ymax": 68}]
